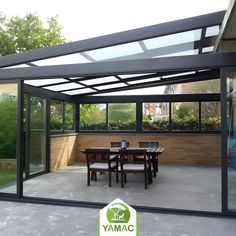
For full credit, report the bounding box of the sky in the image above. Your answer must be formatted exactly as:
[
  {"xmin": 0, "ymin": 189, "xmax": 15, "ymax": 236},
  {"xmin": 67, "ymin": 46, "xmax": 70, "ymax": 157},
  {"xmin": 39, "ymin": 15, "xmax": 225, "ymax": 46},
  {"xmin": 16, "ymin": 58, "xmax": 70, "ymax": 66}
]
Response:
[{"xmin": 0, "ymin": 0, "xmax": 231, "ymax": 41}]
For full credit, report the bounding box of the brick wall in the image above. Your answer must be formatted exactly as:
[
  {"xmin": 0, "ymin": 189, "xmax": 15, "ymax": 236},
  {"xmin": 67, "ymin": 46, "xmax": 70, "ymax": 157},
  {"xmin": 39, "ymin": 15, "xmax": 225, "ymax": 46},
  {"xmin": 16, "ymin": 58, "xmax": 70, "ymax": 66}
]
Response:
[
  {"xmin": 77, "ymin": 133, "xmax": 221, "ymax": 166},
  {"xmin": 50, "ymin": 133, "xmax": 221, "ymax": 171},
  {"xmin": 50, "ymin": 135, "xmax": 78, "ymax": 171}
]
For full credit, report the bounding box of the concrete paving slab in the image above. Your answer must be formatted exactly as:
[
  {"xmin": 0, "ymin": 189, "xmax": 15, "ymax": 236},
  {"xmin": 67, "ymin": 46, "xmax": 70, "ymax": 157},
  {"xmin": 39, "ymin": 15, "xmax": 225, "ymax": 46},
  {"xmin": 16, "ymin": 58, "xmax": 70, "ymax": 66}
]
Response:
[{"xmin": 0, "ymin": 201, "xmax": 235, "ymax": 236}]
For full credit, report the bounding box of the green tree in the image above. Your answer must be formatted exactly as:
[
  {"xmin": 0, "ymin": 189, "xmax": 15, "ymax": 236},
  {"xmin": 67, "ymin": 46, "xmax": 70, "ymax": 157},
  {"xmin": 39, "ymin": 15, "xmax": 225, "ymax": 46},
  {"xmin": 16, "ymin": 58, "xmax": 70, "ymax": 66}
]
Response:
[
  {"xmin": 108, "ymin": 103, "xmax": 136, "ymax": 130},
  {"xmin": 192, "ymin": 79, "xmax": 220, "ymax": 94},
  {"xmin": 0, "ymin": 13, "xmax": 65, "ymax": 55},
  {"xmin": 0, "ymin": 95, "xmax": 17, "ymax": 159},
  {"xmin": 80, "ymin": 104, "xmax": 106, "ymax": 130}
]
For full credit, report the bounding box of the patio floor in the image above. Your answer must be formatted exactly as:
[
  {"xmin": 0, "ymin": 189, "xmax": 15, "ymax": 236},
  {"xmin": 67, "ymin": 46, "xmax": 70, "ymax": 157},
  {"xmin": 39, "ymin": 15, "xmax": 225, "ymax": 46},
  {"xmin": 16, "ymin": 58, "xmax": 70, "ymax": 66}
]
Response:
[
  {"xmin": 1, "ymin": 201, "xmax": 236, "ymax": 236},
  {"xmin": 22, "ymin": 164, "xmax": 221, "ymax": 212}
]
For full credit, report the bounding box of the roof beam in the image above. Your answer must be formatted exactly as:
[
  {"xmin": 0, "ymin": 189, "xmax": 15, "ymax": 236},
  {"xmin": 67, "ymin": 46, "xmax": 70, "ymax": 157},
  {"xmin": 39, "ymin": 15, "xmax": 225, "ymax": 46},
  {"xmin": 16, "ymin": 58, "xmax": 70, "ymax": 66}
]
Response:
[
  {"xmin": 0, "ymin": 11, "xmax": 225, "ymax": 68},
  {"xmin": 214, "ymin": 0, "xmax": 236, "ymax": 52},
  {"xmin": 0, "ymin": 52, "xmax": 235, "ymax": 81}
]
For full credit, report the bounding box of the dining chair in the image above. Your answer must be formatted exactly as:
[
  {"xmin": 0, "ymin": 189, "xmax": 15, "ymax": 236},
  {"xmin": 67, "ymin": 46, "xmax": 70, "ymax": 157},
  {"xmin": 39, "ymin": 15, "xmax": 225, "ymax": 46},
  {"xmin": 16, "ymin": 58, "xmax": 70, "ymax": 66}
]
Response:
[
  {"xmin": 139, "ymin": 141, "xmax": 159, "ymax": 148},
  {"xmin": 134, "ymin": 141, "xmax": 159, "ymax": 161},
  {"xmin": 110, "ymin": 141, "xmax": 130, "ymax": 148},
  {"xmin": 119, "ymin": 149, "xmax": 151, "ymax": 189},
  {"xmin": 136, "ymin": 141, "xmax": 159, "ymax": 177},
  {"xmin": 85, "ymin": 148, "xmax": 119, "ymax": 187}
]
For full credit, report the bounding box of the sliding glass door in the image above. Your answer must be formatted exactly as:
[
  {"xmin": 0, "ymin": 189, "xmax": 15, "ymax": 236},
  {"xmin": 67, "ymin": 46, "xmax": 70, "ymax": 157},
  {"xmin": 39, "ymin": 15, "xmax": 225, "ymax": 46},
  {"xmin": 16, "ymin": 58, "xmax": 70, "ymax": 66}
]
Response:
[
  {"xmin": 226, "ymin": 70, "xmax": 236, "ymax": 211},
  {"xmin": 25, "ymin": 95, "xmax": 47, "ymax": 177},
  {"xmin": 0, "ymin": 83, "xmax": 18, "ymax": 194}
]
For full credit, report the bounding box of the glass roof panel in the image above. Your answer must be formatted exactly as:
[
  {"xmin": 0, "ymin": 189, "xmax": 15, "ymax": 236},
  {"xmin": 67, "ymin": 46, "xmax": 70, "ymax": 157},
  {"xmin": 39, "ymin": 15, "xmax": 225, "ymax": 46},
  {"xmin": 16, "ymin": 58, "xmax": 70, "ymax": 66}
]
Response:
[
  {"xmin": 202, "ymin": 46, "xmax": 214, "ymax": 53},
  {"xmin": 93, "ymin": 85, "xmax": 166, "ymax": 96},
  {"xmin": 84, "ymin": 42, "xmax": 143, "ymax": 61},
  {"xmin": 162, "ymin": 71, "xmax": 196, "ymax": 79},
  {"xmin": 43, "ymin": 82, "xmax": 84, "ymax": 91},
  {"xmin": 69, "ymin": 77, "xmax": 84, "ymax": 80},
  {"xmin": 154, "ymin": 49, "xmax": 199, "ymax": 58},
  {"xmin": 143, "ymin": 29, "xmax": 202, "ymax": 50},
  {"xmin": 24, "ymin": 78, "xmax": 68, "ymax": 86},
  {"xmin": 119, "ymin": 73, "xmax": 155, "ymax": 79},
  {"xmin": 33, "ymin": 53, "xmax": 90, "ymax": 66},
  {"xmin": 81, "ymin": 76, "xmax": 119, "ymax": 85},
  {"xmin": 63, "ymin": 88, "xmax": 95, "ymax": 95},
  {"xmin": 95, "ymin": 83, "xmax": 127, "ymax": 90},
  {"xmin": 128, "ymin": 77, "xmax": 161, "ymax": 85},
  {"xmin": 205, "ymin": 25, "xmax": 220, "ymax": 37}
]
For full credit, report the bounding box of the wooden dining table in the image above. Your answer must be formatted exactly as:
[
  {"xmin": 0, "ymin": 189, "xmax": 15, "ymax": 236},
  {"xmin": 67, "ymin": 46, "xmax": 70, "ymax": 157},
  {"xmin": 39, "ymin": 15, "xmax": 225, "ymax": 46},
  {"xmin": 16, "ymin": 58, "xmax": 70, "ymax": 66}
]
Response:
[{"xmin": 81, "ymin": 146, "xmax": 165, "ymax": 177}]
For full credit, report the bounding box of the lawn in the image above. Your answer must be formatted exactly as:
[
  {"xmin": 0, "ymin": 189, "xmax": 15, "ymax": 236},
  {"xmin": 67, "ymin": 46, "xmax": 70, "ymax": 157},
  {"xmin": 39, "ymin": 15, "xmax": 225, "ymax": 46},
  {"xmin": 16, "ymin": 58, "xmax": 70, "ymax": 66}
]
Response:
[{"xmin": 0, "ymin": 170, "xmax": 16, "ymax": 186}]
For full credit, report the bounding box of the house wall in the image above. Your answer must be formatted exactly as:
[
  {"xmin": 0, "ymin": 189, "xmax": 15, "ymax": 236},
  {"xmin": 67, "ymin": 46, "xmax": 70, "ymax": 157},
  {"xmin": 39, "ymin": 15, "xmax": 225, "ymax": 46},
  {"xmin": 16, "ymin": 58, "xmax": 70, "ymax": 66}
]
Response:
[{"xmin": 50, "ymin": 133, "xmax": 221, "ymax": 171}]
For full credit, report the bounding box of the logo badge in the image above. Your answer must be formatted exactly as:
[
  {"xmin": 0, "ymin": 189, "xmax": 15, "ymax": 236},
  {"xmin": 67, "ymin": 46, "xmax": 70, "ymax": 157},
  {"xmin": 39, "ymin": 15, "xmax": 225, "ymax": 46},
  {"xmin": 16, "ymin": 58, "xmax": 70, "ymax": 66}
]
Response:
[{"xmin": 98, "ymin": 198, "xmax": 138, "ymax": 235}]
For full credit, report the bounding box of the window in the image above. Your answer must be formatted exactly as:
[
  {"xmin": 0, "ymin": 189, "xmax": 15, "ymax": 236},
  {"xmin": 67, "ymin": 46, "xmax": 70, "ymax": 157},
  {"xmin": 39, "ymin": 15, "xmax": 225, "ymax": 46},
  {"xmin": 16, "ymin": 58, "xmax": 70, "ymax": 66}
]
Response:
[
  {"xmin": 64, "ymin": 102, "xmax": 75, "ymax": 131},
  {"xmin": 143, "ymin": 103, "xmax": 169, "ymax": 130},
  {"xmin": 80, "ymin": 104, "xmax": 106, "ymax": 131},
  {"xmin": 108, "ymin": 103, "xmax": 136, "ymax": 131},
  {"xmin": 0, "ymin": 83, "xmax": 18, "ymax": 193},
  {"xmin": 172, "ymin": 102, "xmax": 199, "ymax": 131},
  {"xmin": 50, "ymin": 100, "xmax": 63, "ymax": 131},
  {"xmin": 201, "ymin": 102, "xmax": 221, "ymax": 131}
]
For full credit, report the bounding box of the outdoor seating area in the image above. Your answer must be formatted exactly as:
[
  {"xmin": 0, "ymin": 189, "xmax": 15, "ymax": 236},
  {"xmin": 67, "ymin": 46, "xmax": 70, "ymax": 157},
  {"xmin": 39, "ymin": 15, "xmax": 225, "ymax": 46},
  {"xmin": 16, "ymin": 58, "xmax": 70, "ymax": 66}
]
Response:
[
  {"xmin": 83, "ymin": 142, "xmax": 164, "ymax": 189},
  {"xmin": 0, "ymin": 1, "xmax": 236, "ymax": 218}
]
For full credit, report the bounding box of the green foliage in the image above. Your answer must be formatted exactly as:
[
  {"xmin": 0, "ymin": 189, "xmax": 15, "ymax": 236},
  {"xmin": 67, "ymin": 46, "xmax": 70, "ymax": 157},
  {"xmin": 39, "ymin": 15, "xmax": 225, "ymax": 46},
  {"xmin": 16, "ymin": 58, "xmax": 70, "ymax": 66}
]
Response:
[
  {"xmin": 108, "ymin": 103, "xmax": 136, "ymax": 130},
  {"xmin": 0, "ymin": 96, "xmax": 17, "ymax": 159},
  {"xmin": 0, "ymin": 13, "xmax": 65, "ymax": 55},
  {"xmin": 193, "ymin": 79, "xmax": 220, "ymax": 94},
  {"xmin": 80, "ymin": 104, "xmax": 106, "ymax": 130},
  {"xmin": 172, "ymin": 114, "xmax": 199, "ymax": 130},
  {"xmin": 65, "ymin": 103, "xmax": 75, "ymax": 130},
  {"xmin": 175, "ymin": 103, "xmax": 198, "ymax": 119},
  {"xmin": 0, "ymin": 170, "xmax": 16, "ymax": 186},
  {"xmin": 30, "ymin": 97, "xmax": 46, "ymax": 129},
  {"xmin": 201, "ymin": 116, "xmax": 221, "ymax": 130},
  {"xmin": 50, "ymin": 100, "xmax": 63, "ymax": 131},
  {"xmin": 109, "ymin": 121, "xmax": 136, "ymax": 130},
  {"xmin": 108, "ymin": 103, "xmax": 136, "ymax": 122},
  {"xmin": 143, "ymin": 119, "xmax": 169, "ymax": 130}
]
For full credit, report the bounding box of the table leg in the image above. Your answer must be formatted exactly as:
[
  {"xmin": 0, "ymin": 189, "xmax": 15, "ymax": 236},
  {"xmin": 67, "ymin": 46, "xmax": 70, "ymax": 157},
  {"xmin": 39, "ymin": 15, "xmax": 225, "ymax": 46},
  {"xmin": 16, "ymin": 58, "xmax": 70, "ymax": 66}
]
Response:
[{"xmin": 151, "ymin": 154, "xmax": 157, "ymax": 177}]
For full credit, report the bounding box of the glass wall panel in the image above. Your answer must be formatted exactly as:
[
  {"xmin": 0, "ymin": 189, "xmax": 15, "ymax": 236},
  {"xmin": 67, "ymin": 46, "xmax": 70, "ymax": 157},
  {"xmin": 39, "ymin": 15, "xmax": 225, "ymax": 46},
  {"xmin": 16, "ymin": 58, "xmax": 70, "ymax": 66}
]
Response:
[
  {"xmin": 0, "ymin": 83, "xmax": 18, "ymax": 193},
  {"xmin": 164, "ymin": 79, "xmax": 220, "ymax": 94},
  {"xmin": 80, "ymin": 104, "xmax": 106, "ymax": 131},
  {"xmin": 227, "ymin": 72, "xmax": 236, "ymax": 210},
  {"xmin": 29, "ymin": 97, "xmax": 46, "ymax": 175},
  {"xmin": 50, "ymin": 100, "xmax": 63, "ymax": 131},
  {"xmin": 201, "ymin": 102, "xmax": 221, "ymax": 131},
  {"xmin": 108, "ymin": 103, "xmax": 136, "ymax": 131},
  {"xmin": 143, "ymin": 103, "xmax": 169, "ymax": 130},
  {"xmin": 172, "ymin": 102, "xmax": 199, "ymax": 131},
  {"xmin": 65, "ymin": 102, "xmax": 75, "ymax": 131}
]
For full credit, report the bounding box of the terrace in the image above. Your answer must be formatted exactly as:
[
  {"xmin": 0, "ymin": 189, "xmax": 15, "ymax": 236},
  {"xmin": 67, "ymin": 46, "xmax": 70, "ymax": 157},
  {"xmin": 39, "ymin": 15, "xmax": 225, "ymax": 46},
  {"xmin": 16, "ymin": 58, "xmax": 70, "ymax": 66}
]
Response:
[{"xmin": 0, "ymin": 0, "xmax": 236, "ymax": 218}]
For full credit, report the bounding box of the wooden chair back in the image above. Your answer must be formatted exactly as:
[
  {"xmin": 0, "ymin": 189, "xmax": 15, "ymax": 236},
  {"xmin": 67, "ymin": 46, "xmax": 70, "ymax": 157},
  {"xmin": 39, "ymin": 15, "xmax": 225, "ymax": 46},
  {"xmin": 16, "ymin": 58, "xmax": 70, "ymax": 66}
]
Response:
[{"xmin": 139, "ymin": 141, "xmax": 159, "ymax": 148}]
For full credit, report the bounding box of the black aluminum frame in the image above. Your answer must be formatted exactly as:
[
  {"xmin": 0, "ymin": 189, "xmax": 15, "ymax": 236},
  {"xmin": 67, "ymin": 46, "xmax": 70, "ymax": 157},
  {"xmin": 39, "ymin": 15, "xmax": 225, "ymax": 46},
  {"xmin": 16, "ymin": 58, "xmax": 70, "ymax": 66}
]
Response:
[
  {"xmin": 0, "ymin": 80, "xmax": 23, "ymax": 197},
  {"xmin": 0, "ymin": 11, "xmax": 225, "ymax": 69},
  {"xmin": 220, "ymin": 66, "xmax": 236, "ymax": 215},
  {"xmin": 23, "ymin": 93, "xmax": 48, "ymax": 180},
  {"xmin": 0, "ymin": 58, "xmax": 233, "ymax": 218},
  {"xmin": 78, "ymin": 94, "xmax": 221, "ymax": 133},
  {"xmin": 16, "ymin": 65, "xmax": 233, "ymax": 218}
]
